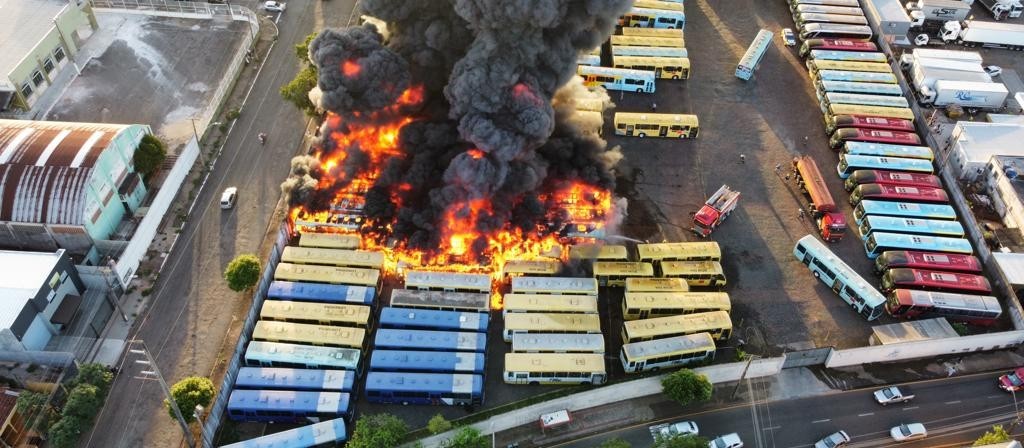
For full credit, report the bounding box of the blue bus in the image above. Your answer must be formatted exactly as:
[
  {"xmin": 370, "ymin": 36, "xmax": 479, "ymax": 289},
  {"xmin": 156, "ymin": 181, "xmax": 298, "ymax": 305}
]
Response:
[
  {"xmin": 244, "ymin": 341, "xmax": 360, "ymax": 370},
  {"xmin": 374, "ymin": 328, "xmax": 487, "ymax": 353},
  {"xmin": 379, "ymin": 307, "xmax": 489, "ymax": 332},
  {"xmin": 233, "ymin": 367, "xmax": 355, "ymax": 392},
  {"xmin": 227, "ymin": 390, "xmax": 352, "ymax": 423},
  {"xmin": 794, "ymin": 235, "xmax": 887, "ymax": 320},
  {"xmin": 220, "ymin": 417, "xmax": 347, "ymax": 448},
  {"xmin": 736, "ymin": 29, "xmax": 773, "ymax": 80},
  {"xmin": 267, "ymin": 281, "xmax": 375, "ymax": 306},
  {"xmin": 864, "ymin": 232, "xmax": 973, "ymax": 259},
  {"xmin": 853, "ymin": 200, "xmax": 957, "ymax": 226},
  {"xmin": 857, "ymin": 215, "xmax": 966, "ymax": 241},
  {"xmin": 364, "ymin": 372, "xmax": 484, "ymax": 406},
  {"xmin": 369, "ymin": 349, "xmax": 486, "ymax": 373},
  {"xmin": 837, "ymin": 154, "xmax": 934, "ymax": 179}
]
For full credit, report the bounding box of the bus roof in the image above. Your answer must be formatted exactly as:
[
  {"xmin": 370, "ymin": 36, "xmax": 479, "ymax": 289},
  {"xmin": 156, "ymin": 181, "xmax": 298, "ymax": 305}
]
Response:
[
  {"xmin": 794, "ymin": 155, "xmax": 839, "ymax": 213},
  {"xmin": 511, "ymin": 276, "xmax": 599, "ymax": 295},
  {"xmin": 569, "ymin": 243, "xmax": 630, "ymax": 260},
  {"xmin": 815, "ymin": 70, "xmax": 897, "ymax": 84},
  {"xmin": 281, "ymin": 246, "xmax": 385, "ymax": 269},
  {"xmin": 503, "ymin": 294, "xmax": 599, "ymax": 313},
  {"xmin": 298, "ymin": 232, "xmax": 361, "ymax": 249},
  {"xmin": 389, "ymin": 288, "xmax": 490, "ymax": 312},
  {"xmin": 369, "ymin": 349, "xmax": 485, "ymax": 373},
  {"xmin": 621, "ymin": 333, "xmax": 716, "ymax": 359},
  {"xmin": 374, "ymin": 328, "xmax": 487, "ymax": 352},
  {"xmin": 613, "ymin": 112, "xmax": 699, "ymax": 127},
  {"xmin": 502, "ymin": 259, "xmax": 562, "ymax": 276},
  {"xmin": 843, "ymin": 141, "xmax": 932, "ymax": 161},
  {"xmin": 613, "ymin": 55, "xmax": 691, "ymax": 69},
  {"xmin": 624, "ymin": 291, "xmax": 732, "ymax": 312},
  {"xmin": 577, "ymin": 65, "xmax": 658, "ymax": 80},
  {"xmin": 636, "ymin": 241, "xmax": 721, "ymax": 261},
  {"xmin": 244, "ymin": 341, "xmax": 360, "ymax": 369},
  {"xmin": 867, "ymin": 232, "xmax": 974, "ymax": 255},
  {"xmin": 825, "ymin": 92, "xmax": 909, "ymax": 108},
  {"xmin": 623, "ymin": 311, "xmax": 732, "ymax": 339},
  {"xmin": 810, "ymin": 60, "xmax": 892, "ymax": 73},
  {"xmin": 503, "ymin": 312, "xmax": 602, "ymax": 332},
  {"xmin": 364, "ymin": 371, "xmax": 483, "ymax": 394},
  {"xmin": 893, "ymin": 289, "xmax": 1001, "ymax": 313},
  {"xmin": 857, "ymin": 200, "xmax": 957, "ymax": 220},
  {"xmin": 611, "ymin": 45, "xmax": 688, "ymax": 58},
  {"xmin": 274, "ymin": 263, "xmax": 381, "ymax": 287},
  {"xmin": 228, "ymin": 389, "xmax": 350, "ymax": 414},
  {"xmin": 625, "ymin": 277, "xmax": 690, "ymax": 292},
  {"xmin": 861, "ymin": 216, "xmax": 965, "ymax": 237},
  {"xmin": 260, "ymin": 301, "xmax": 372, "ymax": 325},
  {"xmin": 620, "ymin": 23, "xmax": 685, "ymax": 34},
  {"xmin": 828, "ymin": 104, "xmax": 914, "ymax": 120},
  {"xmin": 267, "ymin": 281, "xmax": 375, "ymax": 305},
  {"xmin": 504, "ymin": 353, "xmax": 606, "ymax": 373},
  {"xmin": 610, "ymin": 34, "xmax": 685, "ymax": 48},
  {"xmin": 220, "ymin": 418, "xmax": 347, "ymax": 448},
  {"xmin": 405, "ymin": 270, "xmax": 492, "ymax": 292},
  {"xmin": 840, "ymin": 154, "xmax": 933, "ymax": 173},
  {"xmin": 795, "ymin": 234, "xmax": 887, "ymax": 307},
  {"xmin": 660, "ymin": 260, "xmax": 724, "ymax": 276},
  {"xmin": 253, "ymin": 321, "xmax": 366, "ymax": 348},
  {"xmin": 234, "ymin": 367, "xmax": 355, "ymax": 391},
  {"xmin": 593, "ymin": 261, "xmax": 655, "ymax": 277},
  {"xmin": 511, "ymin": 333, "xmax": 606, "ymax": 353},
  {"xmin": 379, "ymin": 306, "xmax": 489, "ymax": 332}
]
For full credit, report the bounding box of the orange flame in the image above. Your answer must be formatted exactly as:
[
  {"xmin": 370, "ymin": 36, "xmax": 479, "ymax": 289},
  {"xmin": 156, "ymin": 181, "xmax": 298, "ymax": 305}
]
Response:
[
  {"xmin": 342, "ymin": 60, "xmax": 361, "ymax": 77},
  {"xmin": 466, "ymin": 149, "xmax": 485, "ymax": 159}
]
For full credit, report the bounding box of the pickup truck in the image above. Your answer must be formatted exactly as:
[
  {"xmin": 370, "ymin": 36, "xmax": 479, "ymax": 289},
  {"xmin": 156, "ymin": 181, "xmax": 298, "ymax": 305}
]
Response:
[
  {"xmin": 874, "ymin": 386, "xmax": 914, "ymax": 405},
  {"xmin": 649, "ymin": 420, "xmax": 699, "ymax": 440}
]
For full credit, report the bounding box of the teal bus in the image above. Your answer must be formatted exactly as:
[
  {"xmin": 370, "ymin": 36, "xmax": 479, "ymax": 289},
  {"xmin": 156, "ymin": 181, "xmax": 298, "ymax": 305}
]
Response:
[
  {"xmin": 820, "ymin": 92, "xmax": 909, "ymax": 109},
  {"xmin": 837, "ymin": 154, "xmax": 934, "ymax": 179},
  {"xmin": 858, "ymin": 216, "xmax": 966, "ymax": 241},
  {"xmin": 816, "ymin": 80, "xmax": 903, "ymax": 96},
  {"xmin": 842, "ymin": 142, "xmax": 934, "ymax": 161},
  {"xmin": 794, "ymin": 235, "xmax": 887, "ymax": 320},
  {"xmin": 853, "ymin": 200, "xmax": 957, "ymax": 226},
  {"xmin": 809, "ymin": 50, "xmax": 886, "ymax": 63},
  {"xmin": 864, "ymin": 232, "xmax": 973, "ymax": 259},
  {"xmin": 814, "ymin": 70, "xmax": 897, "ymax": 84},
  {"xmin": 736, "ymin": 29, "xmax": 773, "ymax": 81}
]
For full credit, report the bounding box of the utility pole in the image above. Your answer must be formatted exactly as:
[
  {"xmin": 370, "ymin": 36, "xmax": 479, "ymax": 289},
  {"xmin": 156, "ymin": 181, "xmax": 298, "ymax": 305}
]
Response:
[
  {"xmin": 129, "ymin": 341, "xmax": 196, "ymax": 448},
  {"xmin": 731, "ymin": 354, "xmax": 759, "ymax": 399}
]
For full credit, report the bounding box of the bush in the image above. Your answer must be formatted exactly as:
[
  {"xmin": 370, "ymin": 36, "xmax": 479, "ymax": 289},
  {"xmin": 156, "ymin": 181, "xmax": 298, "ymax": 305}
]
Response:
[
  {"xmin": 428, "ymin": 414, "xmax": 452, "ymax": 435},
  {"xmin": 165, "ymin": 376, "xmax": 216, "ymax": 423},
  {"xmin": 16, "ymin": 391, "xmax": 57, "ymax": 434},
  {"xmin": 224, "ymin": 254, "xmax": 261, "ymax": 292},
  {"xmin": 48, "ymin": 415, "xmax": 86, "ymax": 448},
  {"xmin": 73, "ymin": 363, "xmax": 113, "ymax": 396},
  {"xmin": 133, "ymin": 134, "xmax": 167, "ymax": 180},
  {"xmin": 661, "ymin": 369, "xmax": 713, "ymax": 406},
  {"xmin": 441, "ymin": 427, "xmax": 488, "ymax": 448},
  {"xmin": 653, "ymin": 434, "xmax": 709, "ymax": 448},
  {"xmin": 599, "ymin": 438, "xmax": 632, "ymax": 448},
  {"xmin": 348, "ymin": 413, "xmax": 407, "ymax": 448},
  {"xmin": 973, "ymin": 425, "xmax": 1011, "ymax": 446},
  {"xmin": 280, "ymin": 65, "xmax": 319, "ymax": 116},
  {"xmin": 226, "ymin": 108, "xmax": 241, "ymax": 121}
]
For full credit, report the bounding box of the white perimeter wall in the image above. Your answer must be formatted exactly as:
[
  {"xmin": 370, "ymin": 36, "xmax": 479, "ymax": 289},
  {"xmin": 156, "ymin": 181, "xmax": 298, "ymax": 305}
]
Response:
[{"xmin": 826, "ymin": 330, "xmax": 1024, "ymax": 368}]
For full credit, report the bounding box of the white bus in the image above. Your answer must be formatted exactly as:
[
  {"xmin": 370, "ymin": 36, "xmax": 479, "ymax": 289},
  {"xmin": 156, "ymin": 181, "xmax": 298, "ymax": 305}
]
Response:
[
  {"xmin": 404, "ymin": 271, "xmax": 491, "ymax": 294},
  {"xmin": 794, "ymin": 4, "xmax": 866, "ymax": 15},
  {"xmin": 611, "ymin": 45, "xmax": 688, "ymax": 58},
  {"xmin": 620, "ymin": 333, "xmax": 717, "ymax": 373},
  {"xmin": 809, "ymin": 50, "xmax": 887, "ymax": 63},
  {"xmin": 511, "ymin": 333, "xmax": 606, "ymax": 354},
  {"xmin": 503, "ymin": 353, "xmax": 607, "ymax": 385},
  {"xmin": 736, "ymin": 29, "xmax": 773, "ymax": 81},
  {"xmin": 814, "ymin": 70, "xmax": 898, "ymax": 84},
  {"xmin": 790, "ymin": 0, "xmax": 862, "ymax": 8},
  {"xmin": 619, "ymin": 7, "xmax": 685, "ymax": 30},
  {"xmin": 502, "ymin": 312, "xmax": 602, "ymax": 342},
  {"xmin": 816, "ymin": 79, "xmax": 904, "ymax": 96},
  {"xmin": 577, "ymin": 65, "xmax": 656, "ymax": 93},
  {"xmin": 793, "ymin": 234, "xmax": 887, "ymax": 320},
  {"xmin": 795, "ymin": 12, "xmax": 869, "ymax": 26},
  {"xmin": 502, "ymin": 294, "xmax": 599, "ymax": 315},
  {"xmin": 800, "ymin": 23, "xmax": 873, "ymax": 40},
  {"xmin": 819, "ymin": 91, "xmax": 910, "ymax": 109}
]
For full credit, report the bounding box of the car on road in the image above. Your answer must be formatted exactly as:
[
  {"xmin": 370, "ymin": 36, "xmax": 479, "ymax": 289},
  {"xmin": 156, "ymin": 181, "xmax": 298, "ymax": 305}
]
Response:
[
  {"xmin": 650, "ymin": 420, "xmax": 698, "ymax": 439},
  {"xmin": 815, "ymin": 430, "xmax": 850, "ymax": 448},
  {"xmin": 220, "ymin": 187, "xmax": 238, "ymax": 209},
  {"xmin": 781, "ymin": 28, "xmax": 796, "ymax": 46},
  {"xmin": 984, "ymin": 65, "xmax": 1003, "ymax": 77},
  {"xmin": 890, "ymin": 423, "xmax": 927, "ymax": 442},
  {"xmin": 708, "ymin": 433, "xmax": 744, "ymax": 448},
  {"xmin": 263, "ymin": 1, "xmax": 285, "ymax": 12},
  {"xmin": 999, "ymin": 367, "xmax": 1024, "ymax": 392}
]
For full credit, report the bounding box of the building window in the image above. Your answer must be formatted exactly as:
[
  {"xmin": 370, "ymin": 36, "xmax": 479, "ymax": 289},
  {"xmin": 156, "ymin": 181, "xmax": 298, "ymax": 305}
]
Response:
[
  {"xmin": 53, "ymin": 47, "xmax": 65, "ymax": 63},
  {"xmin": 20, "ymin": 82, "xmax": 32, "ymax": 98},
  {"xmin": 31, "ymin": 70, "xmax": 44, "ymax": 87},
  {"xmin": 43, "ymin": 57, "xmax": 54, "ymax": 73}
]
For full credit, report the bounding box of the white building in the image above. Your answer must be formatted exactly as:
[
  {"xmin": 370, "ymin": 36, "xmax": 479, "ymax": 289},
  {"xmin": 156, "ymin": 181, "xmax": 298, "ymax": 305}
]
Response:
[
  {"xmin": 947, "ymin": 122, "xmax": 1024, "ymax": 181},
  {"xmin": 0, "ymin": 249, "xmax": 85, "ymax": 351},
  {"xmin": 984, "ymin": 155, "xmax": 1024, "ymax": 230}
]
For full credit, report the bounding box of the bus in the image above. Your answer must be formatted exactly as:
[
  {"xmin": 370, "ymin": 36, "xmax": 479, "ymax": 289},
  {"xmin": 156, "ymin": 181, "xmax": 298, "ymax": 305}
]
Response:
[
  {"xmin": 849, "ymin": 184, "xmax": 949, "ymax": 206},
  {"xmin": 874, "ymin": 251, "xmax": 982, "ymax": 274},
  {"xmin": 611, "ymin": 45, "xmax": 688, "ymax": 58},
  {"xmin": 790, "ymin": 0, "xmax": 862, "ymax": 8},
  {"xmin": 252, "ymin": 321, "xmax": 366, "ymax": 350},
  {"xmin": 298, "ymin": 232, "xmax": 360, "ymax": 250},
  {"xmin": 503, "ymin": 353, "xmax": 607, "ymax": 385},
  {"xmin": 379, "ymin": 307, "xmax": 489, "ymax": 332},
  {"xmin": 841, "ymin": 143, "xmax": 933, "ymax": 162},
  {"xmin": 260, "ymin": 301, "xmax": 372, "ymax": 328},
  {"xmin": 502, "ymin": 312, "xmax": 602, "ymax": 342},
  {"xmin": 369, "ymin": 349, "xmax": 486, "ymax": 373},
  {"xmin": 625, "ymin": 277, "xmax": 690, "ymax": 293},
  {"xmin": 511, "ymin": 333, "xmax": 606, "ymax": 354},
  {"xmin": 404, "ymin": 270, "xmax": 491, "ymax": 294},
  {"xmin": 280, "ymin": 246, "xmax": 385, "ymax": 270},
  {"xmin": 511, "ymin": 276, "xmax": 599, "ymax": 295},
  {"xmin": 619, "ymin": 7, "xmax": 685, "ymax": 29},
  {"xmin": 267, "ymin": 281, "xmax": 375, "ymax": 306},
  {"xmin": 621, "ymin": 311, "xmax": 733, "ymax": 342},
  {"xmin": 817, "ymin": 80, "xmax": 903, "ymax": 96},
  {"xmin": 389, "ymin": 289, "xmax": 491, "ymax": 312},
  {"xmin": 274, "ymin": 263, "xmax": 382, "ymax": 289},
  {"xmin": 244, "ymin": 341, "xmax": 360, "ymax": 370},
  {"xmin": 837, "ymin": 154, "xmax": 934, "ymax": 179},
  {"xmin": 827, "ymin": 115, "xmax": 915, "ymax": 134},
  {"xmin": 220, "ymin": 418, "xmax": 347, "ymax": 448},
  {"xmin": 365, "ymin": 371, "xmax": 484, "ymax": 406},
  {"xmin": 621, "ymin": 25, "xmax": 685, "ymax": 35},
  {"xmin": 658, "ymin": 261, "xmax": 727, "ymax": 287},
  {"xmin": 864, "ymin": 232, "xmax": 973, "ymax": 259},
  {"xmin": 807, "ymin": 60, "xmax": 891, "ymax": 74},
  {"xmin": 233, "ymin": 367, "xmax": 356, "ymax": 392},
  {"xmin": 593, "ymin": 261, "xmax": 655, "ymax": 287},
  {"xmin": 810, "ymin": 50, "xmax": 885, "ymax": 63},
  {"xmin": 815, "ymin": 70, "xmax": 897, "ymax": 84},
  {"xmin": 793, "ymin": 235, "xmax": 888, "ymax": 320},
  {"xmin": 822, "ymin": 94, "xmax": 910, "ymax": 115},
  {"xmin": 637, "ymin": 242, "xmax": 722, "ymax": 262},
  {"xmin": 736, "ymin": 29, "xmax": 773, "ymax": 81},
  {"xmin": 613, "ymin": 113, "xmax": 699, "ymax": 138},
  {"xmin": 800, "ymin": 38, "xmax": 878, "ymax": 57},
  {"xmin": 502, "ymin": 259, "xmax": 562, "ymax": 278},
  {"xmin": 610, "ymin": 34, "xmax": 685, "ymax": 48},
  {"xmin": 622, "ymin": 292, "xmax": 732, "ymax": 320},
  {"xmin": 800, "ymin": 23, "xmax": 873, "ymax": 40},
  {"xmin": 578, "ymin": 65, "xmax": 656, "ymax": 93},
  {"xmin": 853, "ymin": 200, "xmax": 957, "ymax": 225},
  {"xmin": 502, "ymin": 294, "xmax": 599, "ymax": 314},
  {"xmin": 620, "ymin": 333, "xmax": 717, "ymax": 373},
  {"xmin": 794, "ymin": 4, "xmax": 868, "ymax": 15},
  {"xmin": 880, "ymin": 268, "xmax": 992, "ymax": 295},
  {"xmin": 228, "ymin": 390, "xmax": 351, "ymax": 423},
  {"xmin": 795, "ymin": 13, "xmax": 869, "ymax": 26},
  {"xmin": 858, "ymin": 216, "xmax": 965, "ymax": 241},
  {"xmin": 886, "ymin": 289, "xmax": 1002, "ymax": 325},
  {"xmin": 569, "ymin": 243, "xmax": 630, "ymax": 261},
  {"xmin": 793, "ymin": 155, "xmax": 847, "ymax": 242},
  {"xmin": 612, "ymin": 55, "xmax": 691, "ymax": 79},
  {"xmin": 826, "ymin": 104, "xmax": 915, "ymax": 122},
  {"xmin": 577, "ymin": 54, "xmax": 600, "ymax": 66},
  {"xmin": 374, "ymin": 328, "xmax": 487, "ymax": 352}
]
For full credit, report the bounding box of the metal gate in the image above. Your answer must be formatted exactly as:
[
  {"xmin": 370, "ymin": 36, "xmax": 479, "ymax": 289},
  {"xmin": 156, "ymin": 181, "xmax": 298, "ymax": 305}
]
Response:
[{"xmin": 781, "ymin": 347, "xmax": 833, "ymax": 368}]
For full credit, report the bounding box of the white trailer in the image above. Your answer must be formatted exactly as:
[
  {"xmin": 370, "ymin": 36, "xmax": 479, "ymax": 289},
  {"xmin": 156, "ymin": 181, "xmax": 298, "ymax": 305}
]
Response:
[
  {"xmin": 904, "ymin": 48, "xmax": 983, "ymax": 64},
  {"xmin": 942, "ymin": 20, "xmax": 1024, "ymax": 49},
  {"xmin": 977, "ymin": 0, "xmax": 1023, "ymax": 19},
  {"xmin": 909, "ymin": 0, "xmax": 972, "ymax": 25},
  {"xmin": 911, "ymin": 64, "xmax": 992, "ymax": 97},
  {"xmin": 926, "ymin": 80, "xmax": 1009, "ymax": 108}
]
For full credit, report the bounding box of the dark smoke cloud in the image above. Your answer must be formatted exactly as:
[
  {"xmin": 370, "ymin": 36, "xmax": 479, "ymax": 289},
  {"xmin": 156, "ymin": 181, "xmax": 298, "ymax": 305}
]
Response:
[{"xmin": 309, "ymin": 26, "xmax": 410, "ymax": 113}]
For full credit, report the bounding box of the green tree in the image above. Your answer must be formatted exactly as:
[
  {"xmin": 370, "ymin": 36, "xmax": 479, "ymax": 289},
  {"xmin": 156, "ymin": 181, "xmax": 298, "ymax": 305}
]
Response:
[
  {"xmin": 441, "ymin": 426, "xmax": 488, "ymax": 448},
  {"xmin": 16, "ymin": 391, "xmax": 57, "ymax": 433},
  {"xmin": 224, "ymin": 254, "xmax": 261, "ymax": 292},
  {"xmin": 599, "ymin": 438, "xmax": 632, "ymax": 448},
  {"xmin": 295, "ymin": 32, "xmax": 318, "ymax": 63},
  {"xmin": 165, "ymin": 376, "xmax": 215, "ymax": 423},
  {"xmin": 48, "ymin": 415, "xmax": 86, "ymax": 448},
  {"xmin": 62, "ymin": 385, "xmax": 101, "ymax": 421},
  {"xmin": 661, "ymin": 369, "xmax": 713, "ymax": 406},
  {"xmin": 280, "ymin": 65, "xmax": 319, "ymax": 117},
  {"xmin": 427, "ymin": 413, "xmax": 453, "ymax": 434},
  {"xmin": 973, "ymin": 424, "xmax": 1011, "ymax": 446},
  {"xmin": 347, "ymin": 413, "xmax": 408, "ymax": 448},
  {"xmin": 653, "ymin": 434, "xmax": 709, "ymax": 448},
  {"xmin": 73, "ymin": 363, "xmax": 113, "ymax": 395},
  {"xmin": 133, "ymin": 134, "xmax": 167, "ymax": 180}
]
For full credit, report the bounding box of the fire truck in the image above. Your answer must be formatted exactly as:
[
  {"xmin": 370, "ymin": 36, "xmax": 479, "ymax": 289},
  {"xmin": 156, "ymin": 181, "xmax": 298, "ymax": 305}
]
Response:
[
  {"xmin": 792, "ymin": 156, "xmax": 847, "ymax": 242},
  {"xmin": 692, "ymin": 185, "xmax": 740, "ymax": 237}
]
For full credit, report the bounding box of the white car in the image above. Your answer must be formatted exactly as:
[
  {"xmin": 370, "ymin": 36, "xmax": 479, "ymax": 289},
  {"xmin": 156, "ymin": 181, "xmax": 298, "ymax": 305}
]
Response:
[
  {"xmin": 263, "ymin": 1, "xmax": 285, "ymax": 12},
  {"xmin": 890, "ymin": 423, "xmax": 927, "ymax": 442},
  {"xmin": 781, "ymin": 28, "xmax": 796, "ymax": 46},
  {"xmin": 650, "ymin": 420, "xmax": 698, "ymax": 439},
  {"xmin": 709, "ymin": 433, "xmax": 744, "ymax": 448},
  {"xmin": 815, "ymin": 430, "xmax": 850, "ymax": 448},
  {"xmin": 220, "ymin": 187, "xmax": 238, "ymax": 209},
  {"xmin": 984, "ymin": 65, "xmax": 1003, "ymax": 77}
]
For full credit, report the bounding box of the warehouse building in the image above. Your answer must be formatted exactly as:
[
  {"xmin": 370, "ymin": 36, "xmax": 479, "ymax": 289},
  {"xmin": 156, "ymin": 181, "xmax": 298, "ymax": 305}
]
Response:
[
  {"xmin": 0, "ymin": 249, "xmax": 86, "ymax": 351},
  {"xmin": 947, "ymin": 122, "xmax": 1024, "ymax": 182}
]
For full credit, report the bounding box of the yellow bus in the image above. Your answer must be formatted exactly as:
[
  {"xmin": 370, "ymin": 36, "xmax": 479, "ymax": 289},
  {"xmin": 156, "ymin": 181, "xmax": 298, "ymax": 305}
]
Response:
[
  {"xmin": 260, "ymin": 301, "xmax": 372, "ymax": 328},
  {"xmin": 621, "ymin": 311, "xmax": 732, "ymax": 342},
  {"xmin": 503, "ymin": 353, "xmax": 607, "ymax": 385},
  {"xmin": 621, "ymin": 25, "xmax": 684, "ymax": 36},
  {"xmin": 502, "ymin": 259, "xmax": 562, "ymax": 278},
  {"xmin": 622, "ymin": 292, "xmax": 732, "ymax": 320},
  {"xmin": 612, "ymin": 55, "xmax": 690, "ymax": 79},
  {"xmin": 587, "ymin": 46, "xmax": 601, "ymax": 57},
  {"xmin": 512, "ymin": 333, "xmax": 605, "ymax": 354},
  {"xmin": 281, "ymin": 246, "xmax": 385, "ymax": 270},
  {"xmin": 568, "ymin": 244, "xmax": 630, "ymax": 261},
  {"xmin": 659, "ymin": 261, "xmax": 727, "ymax": 287},
  {"xmin": 825, "ymin": 103, "xmax": 915, "ymax": 121},
  {"xmin": 620, "ymin": 333, "xmax": 717, "ymax": 373},
  {"xmin": 593, "ymin": 262, "xmax": 655, "ymax": 287},
  {"xmin": 502, "ymin": 312, "xmax": 602, "ymax": 342},
  {"xmin": 806, "ymin": 59, "xmax": 893, "ymax": 74},
  {"xmin": 613, "ymin": 113, "xmax": 699, "ymax": 139},
  {"xmin": 404, "ymin": 270, "xmax": 491, "ymax": 294},
  {"xmin": 252, "ymin": 320, "xmax": 367, "ymax": 349},
  {"xmin": 510, "ymin": 276, "xmax": 599, "ymax": 295},
  {"xmin": 574, "ymin": 98, "xmax": 606, "ymax": 113},
  {"xmin": 624, "ymin": 277, "xmax": 689, "ymax": 293},
  {"xmin": 298, "ymin": 232, "xmax": 360, "ymax": 250},
  {"xmin": 502, "ymin": 294, "xmax": 599, "ymax": 315},
  {"xmin": 274, "ymin": 263, "xmax": 382, "ymax": 289},
  {"xmin": 610, "ymin": 34, "xmax": 685, "ymax": 48},
  {"xmin": 637, "ymin": 242, "xmax": 722, "ymax": 262}
]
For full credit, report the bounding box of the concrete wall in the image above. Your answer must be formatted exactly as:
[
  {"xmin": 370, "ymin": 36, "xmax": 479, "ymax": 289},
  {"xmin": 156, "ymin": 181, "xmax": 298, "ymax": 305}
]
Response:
[
  {"xmin": 8, "ymin": 1, "xmax": 94, "ymax": 109},
  {"xmin": 826, "ymin": 330, "xmax": 1024, "ymax": 367}
]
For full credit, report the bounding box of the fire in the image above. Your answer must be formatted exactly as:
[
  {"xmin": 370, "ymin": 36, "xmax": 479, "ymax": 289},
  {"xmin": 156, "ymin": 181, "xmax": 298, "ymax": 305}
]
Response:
[
  {"xmin": 342, "ymin": 60, "xmax": 361, "ymax": 77},
  {"xmin": 466, "ymin": 149, "xmax": 485, "ymax": 159}
]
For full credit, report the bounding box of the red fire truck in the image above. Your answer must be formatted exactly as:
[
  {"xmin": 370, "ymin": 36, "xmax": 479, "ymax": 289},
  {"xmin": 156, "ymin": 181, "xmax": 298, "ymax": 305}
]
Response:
[
  {"xmin": 692, "ymin": 185, "xmax": 740, "ymax": 238},
  {"xmin": 793, "ymin": 156, "xmax": 847, "ymax": 242}
]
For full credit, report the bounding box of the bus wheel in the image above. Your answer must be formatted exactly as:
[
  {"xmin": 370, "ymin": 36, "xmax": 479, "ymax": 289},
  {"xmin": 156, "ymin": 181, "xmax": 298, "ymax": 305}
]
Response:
[
  {"xmin": 672, "ymin": 75, "xmax": 679, "ymax": 80},
  {"xmin": 651, "ymin": 366, "xmax": 660, "ymax": 372},
  {"xmin": 402, "ymin": 401, "xmax": 409, "ymax": 406},
  {"xmin": 529, "ymin": 381, "xmax": 540, "ymax": 385},
  {"xmin": 813, "ymin": 271, "xmax": 820, "ymax": 278},
  {"xmin": 636, "ymin": 88, "xmax": 643, "ymax": 93},
  {"xmin": 638, "ymin": 133, "xmax": 646, "ymax": 138}
]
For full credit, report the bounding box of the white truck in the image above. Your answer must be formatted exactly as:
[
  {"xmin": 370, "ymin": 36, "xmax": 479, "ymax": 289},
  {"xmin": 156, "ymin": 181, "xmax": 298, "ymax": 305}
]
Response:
[
  {"xmin": 903, "ymin": 54, "xmax": 991, "ymax": 93},
  {"xmin": 908, "ymin": 0, "xmax": 972, "ymax": 29},
  {"xmin": 978, "ymin": 0, "xmax": 1023, "ymax": 19},
  {"xmin": 926, "ymin": 79, "xmax": 1008, "ymax": 109},
  {"xmin": 941, "ymin": 20, "xmax": 1024, "ymax": 49},
  {"xmin": 874, "ymin": 386, "xmax": 915, "ymax": 405},
  {"xmin": 649, "ymin": 421, "xmax": 698, "ymax": 440}
]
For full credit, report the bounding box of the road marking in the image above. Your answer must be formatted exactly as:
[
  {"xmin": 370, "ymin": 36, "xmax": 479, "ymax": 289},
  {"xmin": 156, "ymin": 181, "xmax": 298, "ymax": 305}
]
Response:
[
  {"xmin": 812, "ymin": 419, "xmax": 831, "ymax": 423},
  {"xmin": 945, "ymin": 400, "xmax": 962, "ymax": 405},
  {"xmin": 763, "ymin": 426, "xmax": 781, "ymax": 431},
  {"xmin": 989, "ymin": 395, "xmax": 1003, "ymax": 399},
  {"xmin": 902, "ymin": 406, "xmax": 919, "ymax": 411},
  {"xmin": 858, "ymin": 413, "xmax": 874, "ymax": 417}
]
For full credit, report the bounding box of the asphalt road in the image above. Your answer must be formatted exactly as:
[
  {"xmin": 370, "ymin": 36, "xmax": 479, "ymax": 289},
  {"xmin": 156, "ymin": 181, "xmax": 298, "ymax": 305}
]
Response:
[
  {"xmin": 553, "ymin": 372, "xmax": 1024, "ymax": 448},
  {"xmin": 81, "ymin": 2, "xmax": 361, "ymax": 447}
]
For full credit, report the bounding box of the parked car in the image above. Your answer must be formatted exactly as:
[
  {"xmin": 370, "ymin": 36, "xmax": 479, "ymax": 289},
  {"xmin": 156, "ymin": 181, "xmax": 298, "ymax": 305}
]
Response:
[
  {"xmin": 984, "ymin": 65, "xmax": 1003, "ymax": 77},
  {"xmin": 708, "ymin": 433, "xmax": 744, "ymax": 448},
  {"xmin": 815, "ymin": 430, "xmax": 850, "ymax": 448},
  {"xmin": 220, "ymin": 187, "xmax": 238, "ymax": 209},
  {"xmin": 650, "ymin": 421, "xmax": 698, "ymax": 440},
  {"xmin": 999, "ymin": 367, "xmax": 1024, "ymax": 392},
  {"xmin": 890, "ymin": 423, "xmax": 927, "ymax": 442},
  {"xmin": 264, "ymin": 1, "xmax": 285, "ymax": 12},
  {"xmin": 781, "ymin": 28, "xmax": 796, "ymax": 46}
]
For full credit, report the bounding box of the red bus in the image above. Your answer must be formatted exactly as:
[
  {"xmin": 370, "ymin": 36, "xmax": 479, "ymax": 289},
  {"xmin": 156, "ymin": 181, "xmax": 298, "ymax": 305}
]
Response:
[
  {"xmin": 826, "ymin": 114, "xmax": 915, "ymax": 135},
  {"xmin": 843, "ymin": 170, "xmax": 941, "ymax": 192},
  {"xmin": 829, "ymin": 128, "xmax": 922, "ymax": 149},
  {"xmin": 880, "ymin": 268, "xmax": 992, "ymax": 295},
  {"xmin": 874, "ymin": 250, "xmax": 982, "ymax": 274},
  {"xmin": 793, "ymin": 156, "xmax": 847, "ymax": 242},
  {"xmin": 886, "ymin": 289, "xmax": 1001, "ymax": 326},
  {"xmin": 799, "ymin": 38, "xmax": 877, "ymax": 57},
  {"xmin": 849, "ymin": 184, "xmax": 949, "ymax": 206}
]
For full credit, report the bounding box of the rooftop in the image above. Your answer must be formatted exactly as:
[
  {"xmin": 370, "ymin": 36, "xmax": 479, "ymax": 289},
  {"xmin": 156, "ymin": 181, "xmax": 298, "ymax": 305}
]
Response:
[
  {"xmin": 0, "ymin": 0, "xmax": 71, "ymax": 79},
  {"xmin": 871, "ymin": 317, "xmax": 959, "ymax": 344},
  {"xmin": 993, "ymin": 251, "xmax": 1024, "ymax": 286},
  {"xmin": 991, "ymin": 156, "xmax": 1024, "ymax": 203},
  {"xmin": 954, "ymin": 122, "xmax": 1024, "ymax": 164},
  {"xmin": 0, "ymin": 249, "xmax": 62, "ymax": 330}
]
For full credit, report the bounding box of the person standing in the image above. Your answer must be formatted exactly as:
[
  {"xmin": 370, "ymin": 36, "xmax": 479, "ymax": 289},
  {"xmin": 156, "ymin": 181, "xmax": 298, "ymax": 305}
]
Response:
[
  {"xmin": 739, "ymin": 154, "xmax": 746, "ymax": 164},
  {"xmin": 651, "ymin": 102, "xmax": 658, "ymax": 112}
]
